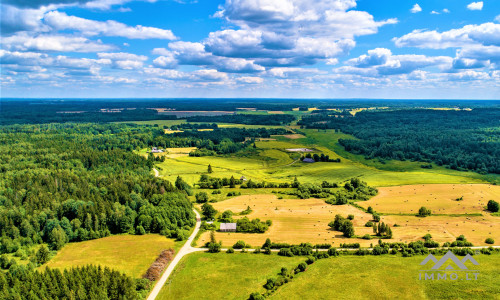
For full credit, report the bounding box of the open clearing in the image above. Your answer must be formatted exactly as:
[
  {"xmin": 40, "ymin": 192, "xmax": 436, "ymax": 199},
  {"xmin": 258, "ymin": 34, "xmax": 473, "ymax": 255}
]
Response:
[
  {"xmin": 272, "ymin": 255, "xmax": 500, "ymax": 300},
  {"xmin": 156, "ymin": 253, "xmax": 303, "ymax": 300},
  {"xmin": 44, "ymin": 234, "xmax": 179, "ymax": 278},
  {"xmin": 359, "ymin": 184, "xmax": 500, "ymax": 215},
  {"xmin": 198, "ymin": 193, "xmax": 499, "ymax": 247},
  {"xmin": 198, "ymin": 195, "xmax": 379, "ymax": 247}
]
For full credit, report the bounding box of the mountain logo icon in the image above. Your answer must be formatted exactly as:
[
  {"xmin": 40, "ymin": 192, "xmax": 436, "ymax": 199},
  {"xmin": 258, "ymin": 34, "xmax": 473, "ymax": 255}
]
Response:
[{"xmin": 420, "ymin": 251, "xmax": 479, "ymax": 270}]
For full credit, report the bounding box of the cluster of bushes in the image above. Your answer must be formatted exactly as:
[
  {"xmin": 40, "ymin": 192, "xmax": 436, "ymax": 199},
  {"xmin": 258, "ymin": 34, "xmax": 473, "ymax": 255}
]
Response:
[
  {"xmin": 328, "ymin": 215, "xmax": 355, "ymax": 238},
  {"xmin": 197, "ymin": 175, "xmax": 243, "ymax": 189},
  {"xmin": 442, "ymin": 235, "xmax": 474, "ymax": 247},
  {"xmin": 301, "ymin": 153, "xmax": 341, "ymax": 163},
  {"xmin": 142, "ymin": 249, "xmax": 175, "ymax": 281},
  {"xmin": 372, "ymin": 222, "xmax": 393, "ymax": 238},
  {"xmin": 236, "ymin": 218, "xmax": 272, "ymax": 233},
  {"xmin": 418, "ymin": 206, "xmax": 432, "ymax": 217}
]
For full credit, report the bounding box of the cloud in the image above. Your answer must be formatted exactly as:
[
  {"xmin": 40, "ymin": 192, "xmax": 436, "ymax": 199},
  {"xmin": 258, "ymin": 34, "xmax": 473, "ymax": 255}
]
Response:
[
  {"xmin": 449, "ymin": 70, "xmax": 488, "ymax": 81},
  {"xmin": 97, "ymin": 52, "xmax": 148, "ymax": 69},
  {"xmin": 410, "ymin": 3, "xmax": 422, "ymax": 13},
  {"xmin": 344, "ymin": 48, "xmax": 452, "ymax": 75},
  {"xmin": 1, "ymin": 33, "xmax": 115, "ymax": 52},
  {"xmin": 394, "ymin": 23, "xmax": 500, "ymax": 49},
  {"xmin": 496, "ymin": 15, "xmax": 500, "ymax": 22},
  {"xmin": 443, "ymin": 8, "xmax": 450, "ymax": 13},
  {"xmin": 466, "ymin": 1, "xmax": 483, "ymax": 11},
  {"xmin": 430, "ymin": 11, "xmax": 439, "ymax": 15},
  {"xmin": 236, "ymin": 76, "xmax": 264, "ymax": 84},
  {"xmin": 43, "ymin": 11, "xmax": 177, "ymax": 40},
  {"xmin": 1, "ymin": 0, "xmax": 136, "ymax": 9},
  {"xmin": 452, "ymin": 57, "xmax": 489, "ymax": 69}
]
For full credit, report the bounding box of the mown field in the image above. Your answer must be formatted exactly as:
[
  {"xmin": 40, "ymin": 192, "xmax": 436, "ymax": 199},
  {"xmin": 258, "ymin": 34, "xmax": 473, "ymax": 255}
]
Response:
[
  {"xmin": 156, "ymin": 253, "xmax": 304, "ymax": 300},
  {"xmin": 197, "ymin": 191, "xmax": 499, "ymax": 247},
  {"xmin": 359, "ymin": 184, "xmax": 500, "ymax": 215},
  {"xmin": 159, "ymin": 252, "xmax": 500, "ymax": 300},
  {"xmin": 44, "ymin": 234, "xmax": 180, "ymax": 278}
]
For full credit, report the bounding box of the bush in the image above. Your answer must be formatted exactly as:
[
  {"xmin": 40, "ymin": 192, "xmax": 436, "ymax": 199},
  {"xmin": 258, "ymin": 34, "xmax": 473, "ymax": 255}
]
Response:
[
  {"xmin": 487, "ymin": 200, "xmax": 499, "ymax": 212},
  {"xmin": 249, "ymin": 292, "xmax": 265, "ymax": 300},
  {"xmin": 296, "ymin": 262, "xmax": 307, "ymax": 272},
  {"xmin": 367, "ymin": 206, "xmax": 374, "ymax": 214},
  {"xmin": 485, "ymin": 238, "xmax": 494, "ymax": 244},
  {"xmin": 327, "ymin": 248, "xmax": 339, "ymax": 257},
  {"xmin": 233, "ymin": 240, "xmax": 246, "ymax": 249},
  {"xmin": 418, "ymin": 206, "xmax": 431, "ymax": 217},
  {"xmin": 305, "ymin": 256, "xmax": 316, "ymax": 265},
  {"xmin": 208, "ymin": 242, "xmax": 221, "ymax": 253},
  {"xmin": 254, "ymin": 247, "xmax": 261, "ymax": 254},
  {"xmin": 362, "ymin": 234, "xmax": 371, "ymax": 240},
  {"xmin": 226, "ymin": 247, "xmax": 234, "ymax": 253},
  {"xmin": 278, "ymin": 248, "xmax": 294, "ymax": 257},
  {"xmin": 195, "ymin": 192, "xmax": 209, "ymax": 203},
  {"xmin": 372, "ymin": 214, "xmax": 380, "ymax": 222},
  {"xmin": 347, "ymin": 214, "xmax": 354, "ymax": 220},
  {"xmin": 365, "ymin": 221, "xmax": 373, "ymax": 227}
]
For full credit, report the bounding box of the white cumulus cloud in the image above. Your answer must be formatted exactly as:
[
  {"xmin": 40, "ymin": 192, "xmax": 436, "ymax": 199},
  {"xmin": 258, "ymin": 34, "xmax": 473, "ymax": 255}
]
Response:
[
  {"xmin": 467, "ymin": 1, "xmax": 483, "ymax": 11},
  {"xmin": 410, "ymin": 4, "xmax": 422, "ymax": 13}
]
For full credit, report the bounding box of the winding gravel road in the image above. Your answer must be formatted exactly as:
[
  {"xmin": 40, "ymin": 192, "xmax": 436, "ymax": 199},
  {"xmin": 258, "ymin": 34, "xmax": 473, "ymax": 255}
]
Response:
[{"xmin": 147, "ymin": 209, "xmax": 203, "ymax": 300}]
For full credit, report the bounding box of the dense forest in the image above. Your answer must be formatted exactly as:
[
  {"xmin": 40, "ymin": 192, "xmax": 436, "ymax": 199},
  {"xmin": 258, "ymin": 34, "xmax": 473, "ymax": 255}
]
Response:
[
  {"xmin": 0, "ymin": 123, "xmax": 196, "ymax": 260},
  {"xmin": 186, "ymin": 114, "xmax": 296, "ymax": 125},
  {"xmin": 0, "ymin": 265, "xmax": 147, "ymax": 299},
  {"xmin": 299, "ymin": 109, "xmax": 500, "ymax": 174}
]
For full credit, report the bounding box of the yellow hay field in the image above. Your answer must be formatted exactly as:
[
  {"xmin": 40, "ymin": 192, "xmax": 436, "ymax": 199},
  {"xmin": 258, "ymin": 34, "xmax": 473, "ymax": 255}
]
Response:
[
  {"xmin": 359, "ymin": 184, "xmax": 500, "ymax": 215},
  {"xmin": 198, "ymin": 195, "xmax": 378, "ymax": 247}
]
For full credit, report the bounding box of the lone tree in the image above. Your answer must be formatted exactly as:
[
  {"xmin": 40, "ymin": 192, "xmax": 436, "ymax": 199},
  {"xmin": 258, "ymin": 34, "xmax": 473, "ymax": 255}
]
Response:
[
  {"xmin": 487, "ymin": 200, "xmax": 499, "ymax": 212},
  {"xmin": 208, "ymin": 164, "xmax": 213, "ymax": 173},
  {"xmin": 418, "ymin": 206, "xmax": 432, "ymax": 217},
  {"xmin": 201, "ymin": 203, "xmax": 217, "ymax": 220},
  {"xmin": 35, "ymin": 245, "xmax": 50, "ymax": 265}
]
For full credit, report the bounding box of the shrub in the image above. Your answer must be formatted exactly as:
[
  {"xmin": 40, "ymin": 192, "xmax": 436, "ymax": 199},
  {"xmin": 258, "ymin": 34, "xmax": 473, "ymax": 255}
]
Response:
[
  {"xmin": 372, "ymin": 214, "xmax": 380, "ymax": 222},
  {"xmin": 254, "ymin": 247, "xmax": 261, "ymax": 254},
  {"xmin": 249, "ymin": 292, "xmax": 265, "ymax": 300},
  {"xmin": 195, "ymin": 192, "xmax": 209, "ymax": 203},
  {"xmin": 362, "ymin": 234, "xmax": 371, "ymax": 240},
  {"xmin": 417, "ymin": 206, "xmax": 431, "ymax": 217},
  {"xmin": 233, "ymin": 240, "xmax": 246, "ymax": 249},
  {"xmin": 305, "ymin": 256, "xmax": 316, "ymax": 265},
  {"xmin": 226, "ymin": 247, "xmax": 234, "ymax": 253},
  {"xmin": 208, "ymin": 242, "xmax": 221, "ymax": 253},
  {"xmin": 327, "ymin": 248, "xmax": 339, "ymax": 257},
  {"xmin": 278, "ymin": 248, "xmax": 294, "ymax": 257},
  {"xmin": 367, "ymin": 206, "xmax": 374, "ymax": 214},
  {"xmin": 485, "ymin": 238, "xmax": 494, "ymax": 244},
  {"xmin": 365, "ymin": 221, "xmax": 373, "ymax": 227},
  {"xmin": 347, "ymin": 214, "xmax": 354, "ymax": 220},
  {"xmin": 487, "ymin": 200, "xmax": 499, "ymax": 212},
  {"xmin": 296, "ymin": 262, "xmax": 307, "ymax": 272}
]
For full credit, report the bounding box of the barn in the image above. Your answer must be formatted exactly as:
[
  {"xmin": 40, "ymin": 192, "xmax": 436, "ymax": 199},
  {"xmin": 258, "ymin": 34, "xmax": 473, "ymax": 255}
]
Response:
[
  {"xmin": 302, "ymin": 158, "xmax": 315, "ymax": 163},
  {"xmin": 219, "ymin": 223, "xmax": 237, "ymax": 232}
]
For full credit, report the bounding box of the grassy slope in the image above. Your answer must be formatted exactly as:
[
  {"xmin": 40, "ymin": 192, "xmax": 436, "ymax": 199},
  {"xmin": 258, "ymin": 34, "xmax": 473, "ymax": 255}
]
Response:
[
  {"xmin": 44, "ymin": 234, "xmax": 181, "ymax": 278},
  {"xmin": 156, "ymin": 129, "xmax": 492, "ymax": 187},
  {"xmin": 156, "ymin": 253, "xmax": 304, "ymax": 300},
  {"xmin": 272, "ymin": 255, "xmax": 500, "ymax": 300}
]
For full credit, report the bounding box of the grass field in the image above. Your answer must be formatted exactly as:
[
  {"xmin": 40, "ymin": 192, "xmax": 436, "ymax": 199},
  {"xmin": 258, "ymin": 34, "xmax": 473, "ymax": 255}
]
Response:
[
  {"xmin": 158, "ymin": 253, "xmax": 500, "ymax": 300},
  {"xmin": 271, "ymin": 254, "xmax": 500, "ymax": 300},
  {"xmin": 154, "ymin": 128, "xmax": 494, "ymax": 187},
  {"xmin": 44, "ymin": 234, "xmax": 180, "ymax": 278},
  {"xmin": 359, "ymin": 184, "xmax": 500, "ymax": 215},
  {"xmin": 156, "ymin": 253, "xmax": 304, "ymax": 300}
]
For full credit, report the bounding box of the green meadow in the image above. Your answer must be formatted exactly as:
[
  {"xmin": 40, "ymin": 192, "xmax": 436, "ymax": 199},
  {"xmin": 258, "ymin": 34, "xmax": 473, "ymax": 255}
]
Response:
[
  {"xmin": 155, "ymin": 127, "xmax": 494, "ymax": 187},
  {"xmin": 156, "ymin": 253, "xmax": 304, "ymax": 300},
  {"xmin": 158, "ymin": 253, "xmax": 500, "ymax": 300}
]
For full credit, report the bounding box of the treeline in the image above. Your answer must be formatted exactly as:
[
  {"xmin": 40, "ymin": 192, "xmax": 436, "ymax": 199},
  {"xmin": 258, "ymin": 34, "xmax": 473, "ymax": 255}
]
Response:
[
  {"xmin": 186, "ymin": 114, "xmax": 296, "ymax": 125},
  {"xmin": 0, "ymin": 123, "xmax": 195, "ymax": 259},
  {"xmin": 298, "ymin": 109, "xmax": 500, "ymax": 174},
  {"xmin": 170, "ymin": 123, "xmax": 218, "ymax": 130},
  {"xmin": 301, "ymin": 153, "xmax": 341, "ymax": 163},
  {"xmin": 0, "ymin": 265, "xmax": 148, "ymax": 299}
]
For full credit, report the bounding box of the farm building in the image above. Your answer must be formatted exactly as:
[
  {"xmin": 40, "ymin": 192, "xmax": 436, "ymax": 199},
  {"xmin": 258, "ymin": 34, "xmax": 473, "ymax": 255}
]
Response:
[
  {"xmin": 240, "ymin": 176, "xmax": 247, "ymax": 181},
  {"xmin": 220, "ymin": 223, "xmax": 237, "ymax": 232},
  {"xmin": 151, "ymin": 147, "xmax": 163, "ymax": 153},
  {"xmin": 302, "ymin": 158, "xmax": 315, "ymax": 163}
]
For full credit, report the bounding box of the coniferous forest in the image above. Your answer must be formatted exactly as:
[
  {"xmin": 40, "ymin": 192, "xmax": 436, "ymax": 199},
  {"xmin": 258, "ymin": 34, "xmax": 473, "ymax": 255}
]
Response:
[{"xmin": 299, "ymin": 108, "xmax": 500, "ymax": 174}]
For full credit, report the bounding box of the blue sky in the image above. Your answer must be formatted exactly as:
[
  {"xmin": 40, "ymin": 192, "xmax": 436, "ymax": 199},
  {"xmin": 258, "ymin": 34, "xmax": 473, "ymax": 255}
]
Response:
[{"xmin": 1, "ymin": 0, "xmax": 499, "ymax": 99}]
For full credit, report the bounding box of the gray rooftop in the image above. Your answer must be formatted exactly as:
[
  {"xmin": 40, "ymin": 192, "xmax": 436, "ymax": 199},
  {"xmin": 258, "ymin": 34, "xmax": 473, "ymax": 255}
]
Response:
[{"xmin": 220, "ymin": 223, "xmax": 237, "ymax": 230}]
